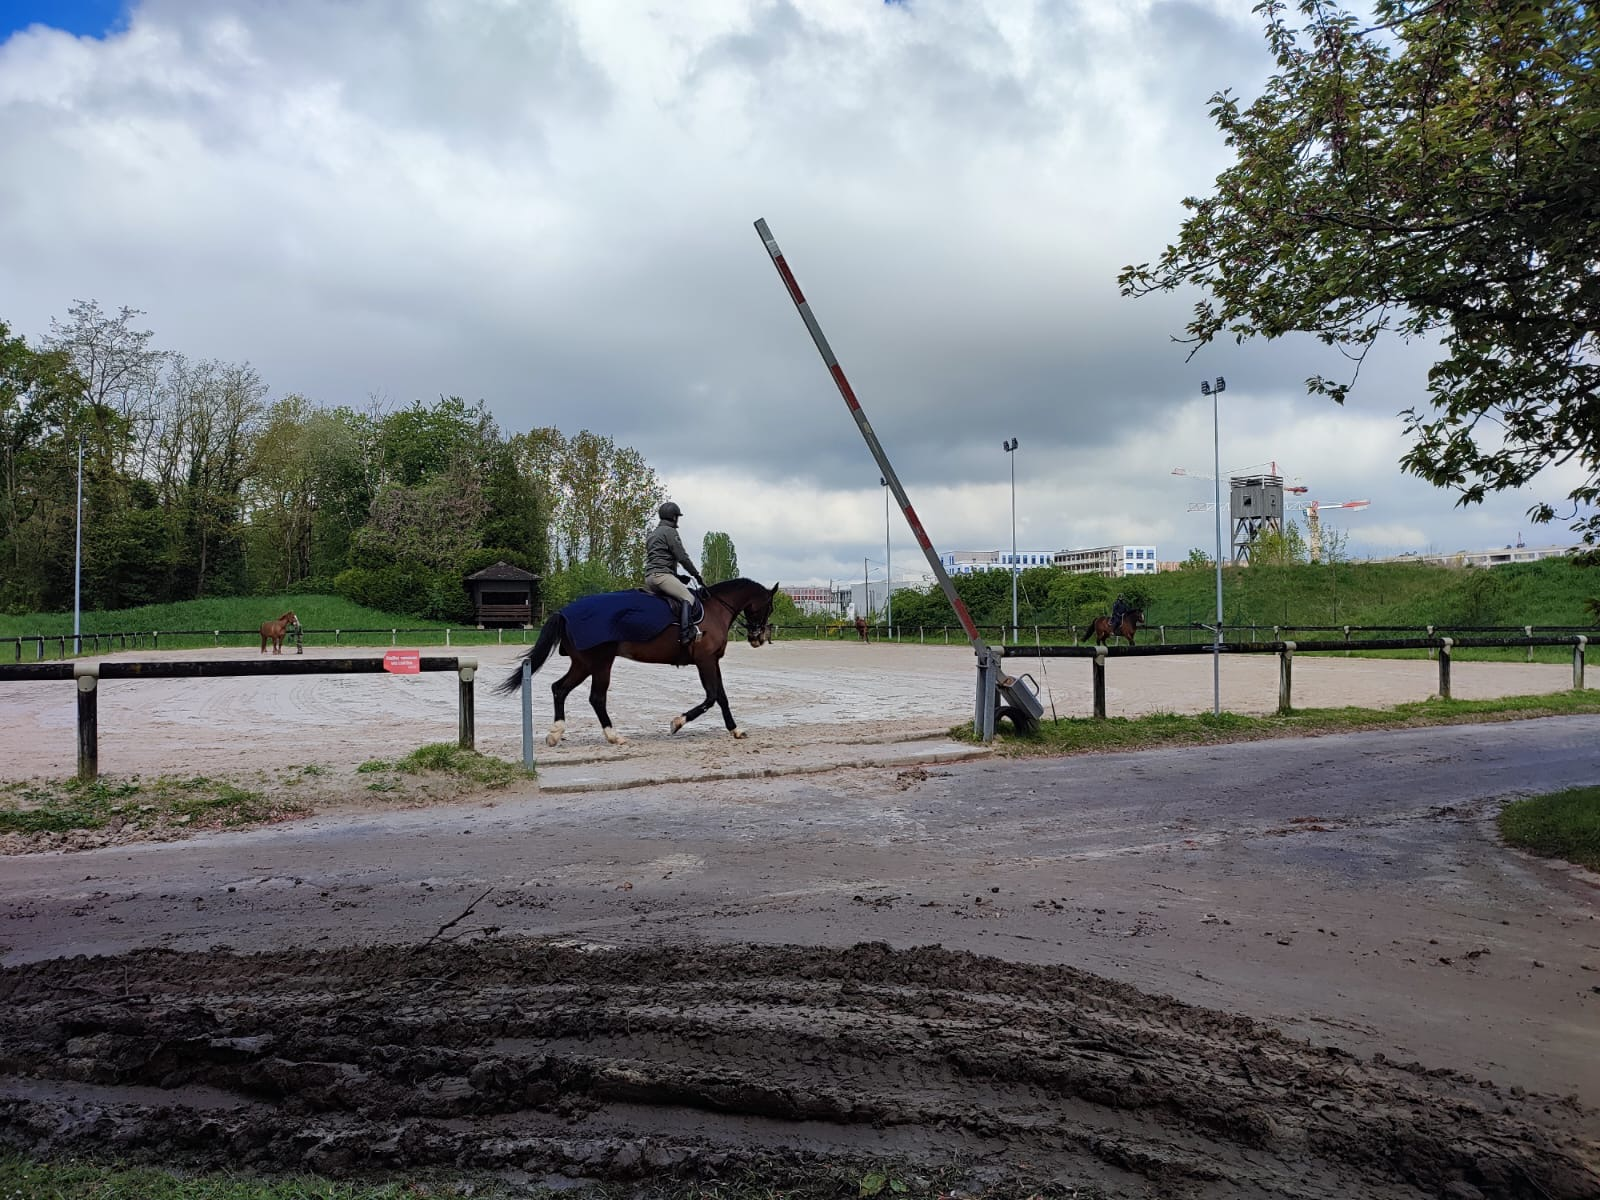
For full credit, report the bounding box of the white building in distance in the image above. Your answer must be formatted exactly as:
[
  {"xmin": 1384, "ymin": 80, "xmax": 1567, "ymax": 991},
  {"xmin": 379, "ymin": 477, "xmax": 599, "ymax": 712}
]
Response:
[
  {"xmin": 1053, "ymin": 545, "xmax": 1159, "ymax": 577},
  {"xmin": 1367, "ymin": 543, "xmax": 1580, "ymax": 569},
  {"xmin": 779, "ymin": 585, "xmax": 838, "ymax": 615},
  {"xmin": 939, "ymin": 550, "xmax": 1062, "ymax": 575},
  {"xmin": 939, "ymin": 546, "xmax": 1160, "ymax": 578}
]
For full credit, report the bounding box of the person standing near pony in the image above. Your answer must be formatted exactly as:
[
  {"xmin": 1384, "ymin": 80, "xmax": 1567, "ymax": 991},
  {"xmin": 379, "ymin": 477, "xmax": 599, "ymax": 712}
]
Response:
[{"xmin": 645, "ymin": 501, "xmax": 705, "ymax": 644}]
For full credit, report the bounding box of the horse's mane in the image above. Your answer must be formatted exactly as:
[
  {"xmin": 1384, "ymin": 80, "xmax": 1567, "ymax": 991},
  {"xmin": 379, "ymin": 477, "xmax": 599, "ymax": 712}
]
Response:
[{"xmin": 707, "ymin": 577, "xmax": 767, "ymax": 595}]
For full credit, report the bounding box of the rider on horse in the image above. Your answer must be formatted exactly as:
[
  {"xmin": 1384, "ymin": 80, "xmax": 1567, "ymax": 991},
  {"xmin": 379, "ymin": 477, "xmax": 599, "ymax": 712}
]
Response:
[
  {"xmin": 645, "ymin": 501, "xmax": 706, "ymax": 644},
  {"xmin": 1110, "ymin": 593, "xmax": 1131, "ymax": 632}
]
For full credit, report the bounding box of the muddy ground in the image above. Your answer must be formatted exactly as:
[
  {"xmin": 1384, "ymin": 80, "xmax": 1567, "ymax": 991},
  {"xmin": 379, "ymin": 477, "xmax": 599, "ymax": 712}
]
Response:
[{"xmin": 1, "ymin": 939, "xmax": 1595, "ymax": 1199}]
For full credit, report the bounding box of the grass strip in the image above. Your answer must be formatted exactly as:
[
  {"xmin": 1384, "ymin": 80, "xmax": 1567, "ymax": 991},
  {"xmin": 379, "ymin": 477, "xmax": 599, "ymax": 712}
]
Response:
[
  {"xmin": 0, "ymin": 772, "xmax": 306, "ymax": 839},
  {"xmin": 395, "ymin": 742, "xmax": 534, "ymax": 786},
  {"xmin": 963, "ymin": 689, "xmax": 1600, "ymax": 756},
  {"xmin": 1499, "ymin": 786, "xmax": 1600, "ymax": 872},
  {"xmin": 0, "ymin": 745, "xmax": 530, "ymax": 842}
]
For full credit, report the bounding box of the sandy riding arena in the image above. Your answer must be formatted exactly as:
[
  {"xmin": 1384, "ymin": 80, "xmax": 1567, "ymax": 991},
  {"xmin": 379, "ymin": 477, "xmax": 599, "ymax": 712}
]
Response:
[{"xmin": 0, "ymin": 639, "xmax": 1582, "ymax": 789}]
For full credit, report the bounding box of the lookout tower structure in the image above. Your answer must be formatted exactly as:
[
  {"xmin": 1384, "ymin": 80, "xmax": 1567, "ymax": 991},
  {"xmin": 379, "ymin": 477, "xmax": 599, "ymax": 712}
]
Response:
[{"xmin": 1229, "ymin": 474, "xmax": 1284, "ymax": 564}]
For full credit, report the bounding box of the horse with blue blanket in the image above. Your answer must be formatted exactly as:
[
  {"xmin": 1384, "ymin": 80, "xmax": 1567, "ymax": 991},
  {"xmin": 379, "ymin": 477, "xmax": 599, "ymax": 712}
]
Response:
[{"xmin": 496, "ymin": 578, "xmax": 779, "ymax": 746}]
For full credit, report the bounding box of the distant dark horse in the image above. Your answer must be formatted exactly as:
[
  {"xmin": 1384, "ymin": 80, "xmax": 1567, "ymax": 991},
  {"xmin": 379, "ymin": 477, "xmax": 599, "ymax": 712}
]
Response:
[
  {"xmin": 854, "ymin": 615, "xmax": 870, "ymax": 643},
  {"xmin": 1084, "ymin": 608, "xmax": 1144, "ymax": 646},
  {"xmin": 260, "ymin": 611, "xmax": 298, "ymax": 654},
  {"xmin": 496, "ymin": 578, "xmax": 779, "ymax": 745}
]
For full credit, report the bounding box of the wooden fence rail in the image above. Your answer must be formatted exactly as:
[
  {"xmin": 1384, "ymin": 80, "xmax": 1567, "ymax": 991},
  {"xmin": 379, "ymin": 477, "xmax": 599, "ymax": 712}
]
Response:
[
  {"xmin": 9, "ymin": 622, "xmax": 1597, "ymax": 660},
  {"xmin": 998, "ymin": 635, "xmax": 1589, "ymax": 719},
  {"xmin": 0, "ymin": 657, "xmax": 477, "ymax": 780}
]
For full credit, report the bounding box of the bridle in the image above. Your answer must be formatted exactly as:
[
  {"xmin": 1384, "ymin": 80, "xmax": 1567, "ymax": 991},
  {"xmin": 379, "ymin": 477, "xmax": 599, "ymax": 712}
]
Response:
[{"xmin": 705, "ymin": 586, "xmax": 774, "ymax": 643}]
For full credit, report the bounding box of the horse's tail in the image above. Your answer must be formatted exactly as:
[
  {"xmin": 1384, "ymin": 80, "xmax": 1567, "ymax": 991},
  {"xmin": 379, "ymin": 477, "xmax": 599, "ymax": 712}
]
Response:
[{"xmin": 495, "ymin": 613, "xmax": 564, "ymax": 695}]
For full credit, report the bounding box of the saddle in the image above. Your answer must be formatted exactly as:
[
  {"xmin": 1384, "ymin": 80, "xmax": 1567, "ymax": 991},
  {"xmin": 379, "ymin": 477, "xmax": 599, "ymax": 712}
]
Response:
[{"xmin": 634, "ymin": 586, "xmax": 706, "ymax": 628}]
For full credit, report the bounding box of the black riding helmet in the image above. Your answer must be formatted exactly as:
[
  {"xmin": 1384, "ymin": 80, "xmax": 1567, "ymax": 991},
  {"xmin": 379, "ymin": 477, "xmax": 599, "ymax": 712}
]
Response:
[{"xmin": 658, "ymin": 501, "xmax": 682, "ymax": 523}]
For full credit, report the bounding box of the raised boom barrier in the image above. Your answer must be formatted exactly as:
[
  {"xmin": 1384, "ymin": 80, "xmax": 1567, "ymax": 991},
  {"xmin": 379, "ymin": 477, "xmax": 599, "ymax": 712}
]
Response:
[{"xmin": 0, "ymin": 657, "xmax": 478, "ymax": 780}]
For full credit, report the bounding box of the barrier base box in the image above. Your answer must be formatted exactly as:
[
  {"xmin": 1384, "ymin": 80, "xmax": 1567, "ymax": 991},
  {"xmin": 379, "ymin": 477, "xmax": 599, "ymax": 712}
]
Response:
[{"xmin": 997, "ymin": 672, "xmax": 1044, "ymax": 734}]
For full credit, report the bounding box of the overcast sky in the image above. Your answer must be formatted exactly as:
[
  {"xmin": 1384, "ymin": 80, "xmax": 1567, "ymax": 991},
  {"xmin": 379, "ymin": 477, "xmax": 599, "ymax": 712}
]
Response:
[{"xmin": 0, "ymin": 0, "xmax": 1585, "ymax": 588}]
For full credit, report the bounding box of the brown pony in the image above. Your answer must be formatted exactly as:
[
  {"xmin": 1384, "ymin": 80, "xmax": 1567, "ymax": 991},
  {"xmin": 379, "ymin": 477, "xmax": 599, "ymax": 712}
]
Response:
[
  {"xmin": 496, "ymin": 578, "xmax": 779, "ymax": 746},
  {"xmin": 854, "ymin": 615, "xmax": 870, "ymax": 643},
  {"xmin": 1084, "ymin": 608, "xmax": 1143, "ymax": 647},
  {"xmin": 260, "ymin": 611, "xmax": 298, "ymax": 654}
]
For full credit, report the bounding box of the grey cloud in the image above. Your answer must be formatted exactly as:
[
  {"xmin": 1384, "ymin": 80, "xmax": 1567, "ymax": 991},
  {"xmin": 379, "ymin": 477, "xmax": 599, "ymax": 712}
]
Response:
[{"xmin": 0, "ymin": 0, "xmax": 1571, "ymax": 589}]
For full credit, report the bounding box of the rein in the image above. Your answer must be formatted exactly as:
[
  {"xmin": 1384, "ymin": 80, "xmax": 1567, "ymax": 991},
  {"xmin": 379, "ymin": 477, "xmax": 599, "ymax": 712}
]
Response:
[{"xmin": 704, "ymin": 584, "xmax": 770, "ymax": 639}]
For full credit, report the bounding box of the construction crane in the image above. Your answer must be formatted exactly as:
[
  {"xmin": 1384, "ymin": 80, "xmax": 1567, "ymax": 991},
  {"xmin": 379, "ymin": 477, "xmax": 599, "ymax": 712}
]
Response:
[
  {"xmin": 1185, "ymin": 497, "xmax": 1370, "ymax": 562},
  {"xmin": 1303, "ymin": 499, "xmax": 1369, "ymax": 562}
]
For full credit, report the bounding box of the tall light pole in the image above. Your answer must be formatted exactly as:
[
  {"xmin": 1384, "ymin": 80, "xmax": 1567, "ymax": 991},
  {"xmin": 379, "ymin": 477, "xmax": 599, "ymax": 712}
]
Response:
[
  {"xmin": 1200, "ymin": 378, "xmax": 1226, "ymax": 715},
  {"xmin": 1003, "ymin": 437, "xmax": 1019, "ymax": 642},
  {"xmin": 881, "ymin": 477, "xmax": 892, "ymax": 636},
  {"xmin": 73, "ymin": 435, "xmax": 84, "ymax": 656}
]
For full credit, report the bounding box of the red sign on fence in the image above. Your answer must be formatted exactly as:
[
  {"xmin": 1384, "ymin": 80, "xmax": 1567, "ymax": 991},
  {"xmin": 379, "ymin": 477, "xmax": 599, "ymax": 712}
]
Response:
[{"xmin": 383, "ymin": 649, "xmax": 421, "ymax": 674}]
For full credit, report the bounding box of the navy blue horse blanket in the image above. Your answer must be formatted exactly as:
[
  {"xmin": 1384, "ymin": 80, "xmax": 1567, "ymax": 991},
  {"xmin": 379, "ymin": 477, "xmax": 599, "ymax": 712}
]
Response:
[{"xmin": 561, "ymin": 588, "xmax": 702, "ymax": 652}]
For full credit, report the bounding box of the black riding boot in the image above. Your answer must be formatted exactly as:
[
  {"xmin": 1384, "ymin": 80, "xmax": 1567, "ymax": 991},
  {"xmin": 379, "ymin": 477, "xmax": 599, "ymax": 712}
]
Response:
[{"xmin": 679, "ymin": 600, "xmax": 696, "ymax": 643}]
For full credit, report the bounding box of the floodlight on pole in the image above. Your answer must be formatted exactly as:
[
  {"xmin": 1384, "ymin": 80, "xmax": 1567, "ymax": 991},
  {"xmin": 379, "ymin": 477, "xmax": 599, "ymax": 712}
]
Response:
[
  {"xmin": 1003, "ymin": 438, "xmax": 1019, "ymax": 642},
  {"xmin": 1199, "ymin": 377, "xmax": 1226, "ymax": 715}
]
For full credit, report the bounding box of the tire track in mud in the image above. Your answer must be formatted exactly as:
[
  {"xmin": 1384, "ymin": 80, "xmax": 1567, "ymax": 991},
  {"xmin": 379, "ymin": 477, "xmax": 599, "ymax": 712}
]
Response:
[{"xmin": 0, "ymin": 939, "xmax": 1594, "ymax": 1199}]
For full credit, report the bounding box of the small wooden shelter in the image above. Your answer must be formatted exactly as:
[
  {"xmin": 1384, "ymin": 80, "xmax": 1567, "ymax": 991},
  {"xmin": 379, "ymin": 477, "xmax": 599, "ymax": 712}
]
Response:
[{"xmin": 465, "ymin": 561, "xmax": 539, "ymax": 628}]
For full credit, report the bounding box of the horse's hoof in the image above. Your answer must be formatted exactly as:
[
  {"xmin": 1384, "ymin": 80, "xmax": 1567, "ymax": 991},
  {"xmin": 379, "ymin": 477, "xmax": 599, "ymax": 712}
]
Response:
[
  {"xmin": 546, "ymin": 721, "xmax": 565, "ymax": 747},
  {"xmin": 670, "ymin": 715, "xmax": 686, "ymax": 734},
  {"xmin": 730, "ymin": 727, "xmax": 745, "ymax": 739},
  {"xmin": 603, "ymin": 727, "xmax": 627, "ymax": 745}
]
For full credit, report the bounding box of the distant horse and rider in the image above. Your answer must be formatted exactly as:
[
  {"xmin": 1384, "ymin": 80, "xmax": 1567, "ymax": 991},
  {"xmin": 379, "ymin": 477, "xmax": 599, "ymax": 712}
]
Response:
[
  {"xmin": 1084, "ymin": 596, "xmax": 1144, "ymax": 646},
  {"xmin": 497, "ymin": 577, "xmax": 779, "ymax": 746},
  {"xmin": 1084, "ymin": 608, "xmax": 1144, "ymax": 646},
  {"xmin": 854, "ymin": 615, "xmax": 870, "ymax": 643},
  {"xmin": 259, "ymin": 611, "xmax": 298, "ymax": 654}
]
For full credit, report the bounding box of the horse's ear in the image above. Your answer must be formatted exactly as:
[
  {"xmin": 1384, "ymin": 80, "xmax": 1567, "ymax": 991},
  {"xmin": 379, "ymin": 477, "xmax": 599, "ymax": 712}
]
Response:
[{"xmin": 770, "ymin": 582, "xmax": 780, "ymax": 595}]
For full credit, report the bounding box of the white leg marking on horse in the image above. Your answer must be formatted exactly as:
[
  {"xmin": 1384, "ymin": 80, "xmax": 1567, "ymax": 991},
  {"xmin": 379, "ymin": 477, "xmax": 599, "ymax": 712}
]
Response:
[
  {"xmin": 546, "ymin": 720, "xmax": 565, "ymax": 747},
  {"xmin": 730, "ymin": 727, "xmax": 745, "ymax": 739},
  {"xmin": 603, "ymin": 726, "xmax": 626, "ymax": 745},
  {"xmin": 670, "ymin": 715, "xmax": 686, "ymax": 734}
]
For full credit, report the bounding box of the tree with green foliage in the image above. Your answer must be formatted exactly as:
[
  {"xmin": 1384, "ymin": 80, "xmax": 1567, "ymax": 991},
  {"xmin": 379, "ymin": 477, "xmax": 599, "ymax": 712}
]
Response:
[
  {"xmin": 1181, "ymin": 547, "xmax": 1213, "ymax": 571},
  {"xmin": 702, "ymin": 531, "xmax": 739, "ymax": 584},
  {"xmin": 1249, "ymin": 520, "xmax": 1310, "ymax": 567},
  {"xmin": 543, "ymin": 556, "xmax": 631, "ymax": 611},
  {"xmin": 43, "ymin": 300, "xmax": 165, "ymax": 481},
  {"xmin": 2, "ymin": 302, "xmax": 669, "ymax": 621},
  {"xmin": 0, "ymin": 321, "xmax": 86, "ymax": 612},
  {"xmin": 511, "ymin": 427, "xmax": 663, "ymax": 582},
  {"xmin": 1121, "ymin": 0, "xmax": 1600, "ymax": 544}
]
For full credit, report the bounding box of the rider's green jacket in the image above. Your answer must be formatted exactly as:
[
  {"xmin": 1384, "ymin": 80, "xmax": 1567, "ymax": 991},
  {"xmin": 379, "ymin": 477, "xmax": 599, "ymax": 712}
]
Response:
[{"xmin": 645, "ymin": 520, "xmax": 701, "ymax": 581}]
